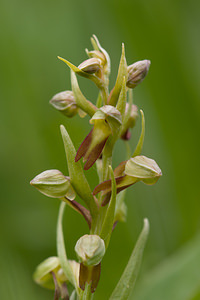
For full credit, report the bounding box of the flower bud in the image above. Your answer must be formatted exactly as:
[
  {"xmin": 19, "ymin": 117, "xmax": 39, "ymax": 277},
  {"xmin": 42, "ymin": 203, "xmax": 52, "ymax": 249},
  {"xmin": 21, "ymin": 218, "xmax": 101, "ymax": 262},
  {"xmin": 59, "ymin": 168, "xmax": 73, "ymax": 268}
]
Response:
[
  {"xmin": 127, "ymin": 60, "xmax": 151, "ymax": 88},
  {"xmin": 50, "ymin": 91, "xmax": 78, "ymax": 118},
  {"xmin": 30, "ymin": 169, "xmax": 76, "ymax": 200},
  {"xmin": 33, "ymin": 257, "xmax": 79, "ymax": 290},
  {"xmin": 125, "ymin": 155, "xmax": 162, "ymax": 184},
  {"xmin": 33, "ymin": 256, "xmax": 62, "ymax": 289},
  {"xmin": 75, "ymin": 235, "xmax": 105, "ymax": 266},
  {"xmin": 78, "ymin": 58, "xmax": 101, "ymax": 74}
]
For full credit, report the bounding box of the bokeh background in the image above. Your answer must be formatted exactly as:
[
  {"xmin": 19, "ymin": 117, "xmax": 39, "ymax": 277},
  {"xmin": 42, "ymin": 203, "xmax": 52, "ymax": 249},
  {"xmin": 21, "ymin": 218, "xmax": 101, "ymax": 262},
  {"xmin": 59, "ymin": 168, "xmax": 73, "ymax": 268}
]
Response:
[{"xmin": 1, "ymin": 0, "xmax": 200, "ymax": 299}]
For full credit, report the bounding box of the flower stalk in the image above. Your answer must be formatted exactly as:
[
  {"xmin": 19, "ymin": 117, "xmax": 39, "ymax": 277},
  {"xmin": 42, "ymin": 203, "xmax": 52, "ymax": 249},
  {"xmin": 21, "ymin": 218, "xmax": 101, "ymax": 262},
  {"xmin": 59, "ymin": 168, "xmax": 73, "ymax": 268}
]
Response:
[{"xmin": 31, "ymin": 35, "xmax": 162, "ymax": 299}]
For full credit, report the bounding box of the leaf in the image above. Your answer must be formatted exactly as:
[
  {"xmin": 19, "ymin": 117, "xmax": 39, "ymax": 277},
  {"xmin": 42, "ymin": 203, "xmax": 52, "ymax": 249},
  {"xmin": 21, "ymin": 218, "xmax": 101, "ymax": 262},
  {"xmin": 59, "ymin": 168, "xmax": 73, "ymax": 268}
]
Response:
[
  {"xmin": 71, "ymin": 70, "xmax": 97, "ymax": 117},
  {"xmin": 109, "ymin": 44, "xmax": 127, "ymax": 107},
  {"xmin": 57, "ymin": 202, "xmax": 75, "ymax": 286},
  {"xmin": 132, "ymin": 110, "xmax": 145, "ymax": 157},
  {"xmin": 133, "ymin": 233, "xmax": 200, "ymax": 300},
  {"xmin": 60, "ymin": 125, "xmax": 98, "ymax": 221},
  {"xmin": 109, "ymin": 219, "xmax": 150, "ymax": 300},
  {"xmin": 100, "ymin": 166, "xmax": 117, "ymax": 249}
]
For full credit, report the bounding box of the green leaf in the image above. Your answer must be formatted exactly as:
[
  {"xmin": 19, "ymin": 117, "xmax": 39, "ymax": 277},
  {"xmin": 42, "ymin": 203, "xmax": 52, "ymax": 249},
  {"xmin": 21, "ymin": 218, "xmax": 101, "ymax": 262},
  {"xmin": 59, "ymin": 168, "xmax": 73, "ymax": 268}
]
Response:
[
  {"xmin": 109, "ymin": 44, "xmax": 127, "ymax": 107},
  {"xmin": 133, "ymin": 234, "xmax": 200, "ymax": 300},
  {"xmin": 100, "ymin": 166, "xmax": 117, "ymax": 249},
  {"xmin": 109, "ymin": 219, "xmax": 150, "ymax": 300},
  {"xmin": 60, "ymin": 125, "xmax": 98, "ymax": 221},
  {"xmin": 57, "ymin": 202, "xmax": 75, "ymax": 286},
  {"xmin": 71, "ymin": 70, "xmax": 97, "ymax": 117},
  {"xmin": 116, "ymin": 76, "xmax": 127, "ymax": 122},
  {"xmin": 132, "ymin": 110, "xmax": 145, "ymax": 157}
]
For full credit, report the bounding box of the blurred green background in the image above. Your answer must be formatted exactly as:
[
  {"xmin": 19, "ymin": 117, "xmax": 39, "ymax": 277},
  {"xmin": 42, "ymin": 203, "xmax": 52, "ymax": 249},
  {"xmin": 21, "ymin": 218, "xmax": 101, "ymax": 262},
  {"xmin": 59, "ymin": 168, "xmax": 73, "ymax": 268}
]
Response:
[{"xmin": 1, "ymin": 0, "xmax": 200, "ymax": 299}]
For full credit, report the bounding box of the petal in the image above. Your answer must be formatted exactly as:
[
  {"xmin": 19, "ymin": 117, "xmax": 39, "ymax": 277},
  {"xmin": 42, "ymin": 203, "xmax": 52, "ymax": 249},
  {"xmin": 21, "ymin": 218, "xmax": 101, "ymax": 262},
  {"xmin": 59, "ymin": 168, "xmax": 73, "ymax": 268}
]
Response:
[
  {"xmin": 84, "ymin": 137, "xmax": 108, "ymax": 170},
  {"xmin": 93, "ymin": 174, "xmax": 138, "ymax": 206},
  {"xmin": 75, "ymin": 129, "xmax": 93, "ymax": 162}
]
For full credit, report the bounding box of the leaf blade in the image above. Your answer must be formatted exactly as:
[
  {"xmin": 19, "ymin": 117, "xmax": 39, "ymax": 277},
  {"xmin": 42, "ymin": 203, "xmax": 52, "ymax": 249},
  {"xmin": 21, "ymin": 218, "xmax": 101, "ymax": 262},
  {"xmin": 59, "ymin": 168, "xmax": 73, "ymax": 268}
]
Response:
[{"xmin": 109, "ymin": 219, "xmax": 149, "ymax": 300}]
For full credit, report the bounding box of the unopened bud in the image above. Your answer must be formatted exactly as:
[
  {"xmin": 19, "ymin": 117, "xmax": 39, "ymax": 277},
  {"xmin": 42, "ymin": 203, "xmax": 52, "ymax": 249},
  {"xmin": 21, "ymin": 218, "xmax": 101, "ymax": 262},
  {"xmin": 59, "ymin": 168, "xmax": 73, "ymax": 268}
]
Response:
[
  {"xmin": 75, "ymin": 235, "xmax": 105, "ymax": 266},
  {"xmin": 33, "ymin": 256, "xmax": 61, "ymax": 289},
  {"xmin": 78, "ymin": 58, "xmax": 101, "ymax": 74},
  {"xmin": 50, "ymin": 91, "xmax": 79, "ymax": 118},
  {"xmin": 127, "ymin": 60, "xmax": 151, "ymax": 88},
  {"xmin": 30, "ymin": 169, "xmax": 76, "ymax": 200},
  {"xmin": 125, "ymin": 156, "xmax": 162, "ymax": 185},
  {"xmin": 33, "ymin": 257, "xmax": 79, "ymax": 290}
]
